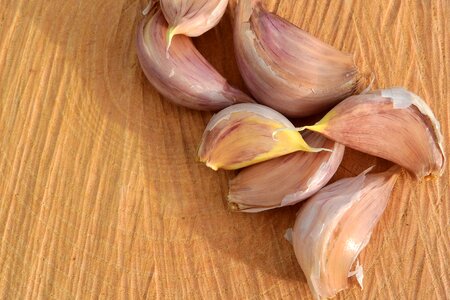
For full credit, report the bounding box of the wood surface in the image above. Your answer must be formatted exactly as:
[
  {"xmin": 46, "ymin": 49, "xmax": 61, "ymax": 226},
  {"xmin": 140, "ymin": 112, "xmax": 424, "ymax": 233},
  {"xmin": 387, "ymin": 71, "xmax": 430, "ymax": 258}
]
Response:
[{"xmin": 0, "ymin": 0, "xmax": 449, "ymax": 299}]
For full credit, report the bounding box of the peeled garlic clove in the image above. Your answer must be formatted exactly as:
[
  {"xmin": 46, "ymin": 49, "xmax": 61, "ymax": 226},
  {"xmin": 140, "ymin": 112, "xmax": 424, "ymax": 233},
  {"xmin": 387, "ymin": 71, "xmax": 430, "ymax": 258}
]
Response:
[
  {"xmin": 198, "ymin": 103, "xmax": 324, "ymax": 170},
  {"xmin": 136, "ymin": 9, "xmax": 254, "ymax": 111},
  {"xmin": 228, "ymin": 132, "xmax": 345, "ymax": 212},
  {"xmin": 234, "ymin": 0, "xmax": 358, "ymax": 117},
  {"xmin": 303, "ymin": 87, "xmax": 445, "ymax": 179},
  {"xmin": 292, "ymin": 167, "xmax": 400, "ymax": 299},
  {"xmin": 160, "ymin": 0, "xmax": 228, "ymax": 46}
]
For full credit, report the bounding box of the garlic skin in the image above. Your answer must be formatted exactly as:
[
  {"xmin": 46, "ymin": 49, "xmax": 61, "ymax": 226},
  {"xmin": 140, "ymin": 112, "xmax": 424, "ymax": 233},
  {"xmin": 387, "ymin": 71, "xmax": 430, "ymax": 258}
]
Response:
[
  {"xmin": 292, "ymin": 167, "xmax": 399, "ymax": 299},
  {"xmin": 233, "ymin": 0, "xmax": 358, "ymax": 117},
  {"xmin": 160, "ymin": 0, "xmax": 228, "ymax": 46},
  {"xmin": 136, "ymin": 9, "xmax": 254, "ymax": 111},
  {"xmin": 303, "ymin": 88, "xmax": 445, "ymax": 178},
  {"xmin": 228, "ymin": 132, "xmax": 345, "ymax": 212},
  {"xmin": 198, "ymin": 103, "xmax": 324, "ymax": 170}
]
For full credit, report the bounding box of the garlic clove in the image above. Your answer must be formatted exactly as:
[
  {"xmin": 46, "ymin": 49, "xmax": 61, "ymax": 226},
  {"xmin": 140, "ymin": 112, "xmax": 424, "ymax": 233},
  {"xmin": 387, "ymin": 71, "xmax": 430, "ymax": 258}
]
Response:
[
  {"xmin": 198, "ymin": 103, "xmax": 324, "ymax": 170},
  {"xmin": 292, "ymin": 167, "xmax": 400, "ymax": 299},
  {"xmin": 302, "ymin": 87, "xmax": 445, "ymax": 179},
  {"xmin": 233, "ymin": 0, "xmax": 358, "ymax": 117},
  {"xmin": 160, "ymin": 0, "xmax": 228, "ymax": 47},
  {"xmin": 228, "ymin": 132, "xmax": 345, "ymax": 212},
  {"xmin": 136, "ymin": 8, "xmax": 254, "ymax": 111}
]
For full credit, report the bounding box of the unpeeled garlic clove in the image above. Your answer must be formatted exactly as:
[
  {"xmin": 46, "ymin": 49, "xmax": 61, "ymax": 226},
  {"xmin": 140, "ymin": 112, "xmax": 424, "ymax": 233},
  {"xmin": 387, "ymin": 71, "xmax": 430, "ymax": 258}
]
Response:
[
  {"xmin": 292, "ymin": 167, "xmax": 400, "ymax": 299},
  {"xmin": 233, "ymin": 0, "xmax": 358, "ymax": 117},
  {"xmin": 136, "ymin": 9, "xmax": 254, "ymax": 111},
  {"xmin": 198, "ymin": 103, "xmax": 324, "ymax": 170},
  {"xmin": 228, "ymin": 132, "xmax": 345, "ymax": 212},
  {"xmin": 160, "ymin": 0, "xmax": 228, "ymax": 47},
  {"xmin": 302, "ymin": 87, "xmax": 445, "ymax": 179}
]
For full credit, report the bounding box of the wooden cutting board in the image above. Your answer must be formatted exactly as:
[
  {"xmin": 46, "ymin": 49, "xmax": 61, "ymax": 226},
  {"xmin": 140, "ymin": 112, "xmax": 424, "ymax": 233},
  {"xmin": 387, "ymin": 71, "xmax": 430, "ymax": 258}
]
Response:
[{"xmin": 0, "ymin": 0, "xmax": 448, "ymax": 298}]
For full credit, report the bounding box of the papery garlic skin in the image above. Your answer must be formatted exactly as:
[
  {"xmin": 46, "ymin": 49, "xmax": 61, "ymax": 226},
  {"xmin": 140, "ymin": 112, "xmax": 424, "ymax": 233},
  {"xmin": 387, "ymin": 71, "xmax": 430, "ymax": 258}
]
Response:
[
  {"xmin": 161, "ymin": 0, "xmax": 228, "ymax": 45},
  {"xmin": 136, "ymin": 9, "xmax": 254, "ymax": 111},
  {"xmin": 233, "ymin": 0, "xmax": 358, "ymax": 117},
  {"xmin": 303, "ymin": 87, "xmax": 445, "ymax": 178},
  {"xmin": 198, "ymin": 103, "xmax": 323, "ymax": 170},
  {"xmin": 228, "ymin": 132, "xmax": 345, "ymax": 212},
  {"xmin": 292, "ymin": 167, "xmax": 399, "ymax": 299}
]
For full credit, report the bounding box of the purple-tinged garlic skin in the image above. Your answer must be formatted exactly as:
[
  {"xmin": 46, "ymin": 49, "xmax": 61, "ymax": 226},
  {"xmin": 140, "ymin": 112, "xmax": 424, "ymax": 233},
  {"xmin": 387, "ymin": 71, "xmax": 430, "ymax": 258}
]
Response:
[
  {"xmin": 303, "ymin": 87, "xmax": 445, "ymax": 179},
  {"xmin": 136, "ymin": 9, "xmax": 254, "ymax": 111},
  {"xmin": 228, "ymin": 132, "xmax": 345, "ymax": 212},
  {"xmin": 292, "ymin": 167, "xmax": 399, "ymax": 299},
  {"xmin": 161, "ymin": 0, "xmax": 228, "ymax": 41},
  {"xmin": 233, "ymin": 0, "xmax": 358, "ymax": 117}
]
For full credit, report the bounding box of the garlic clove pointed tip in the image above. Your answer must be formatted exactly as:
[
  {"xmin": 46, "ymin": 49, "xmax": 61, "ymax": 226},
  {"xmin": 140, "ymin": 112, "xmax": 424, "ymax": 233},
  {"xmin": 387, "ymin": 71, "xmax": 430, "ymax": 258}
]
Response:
[
  {"xmin": 165, "ymin": 26, "xmax": 178, "ymax": 51},
  {"xmin": 228, "ymin": 201, "xmax": 240, "ymax": 211},
  {"xmin": 205, "ymin": 161, "xmax": 219, "ymax": 171},
  {"xmin": 284, "ymin": 228, "xmax": 293, "ymax": 244}
]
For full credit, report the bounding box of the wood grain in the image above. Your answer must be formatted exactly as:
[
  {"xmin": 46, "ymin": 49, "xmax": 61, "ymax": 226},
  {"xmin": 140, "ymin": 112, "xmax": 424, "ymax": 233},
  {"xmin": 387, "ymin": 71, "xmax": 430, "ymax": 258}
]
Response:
[{"xmin": 0, "ymin": 0, "xmax": 448, "ymax": 299}]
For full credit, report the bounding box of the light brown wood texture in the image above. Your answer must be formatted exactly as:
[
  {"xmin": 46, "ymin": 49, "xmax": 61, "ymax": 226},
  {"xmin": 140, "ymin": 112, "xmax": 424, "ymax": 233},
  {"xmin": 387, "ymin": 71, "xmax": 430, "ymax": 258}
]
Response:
[{"xmin": 0, "ymin": 0, "xmax": 449, "ymax": 299}]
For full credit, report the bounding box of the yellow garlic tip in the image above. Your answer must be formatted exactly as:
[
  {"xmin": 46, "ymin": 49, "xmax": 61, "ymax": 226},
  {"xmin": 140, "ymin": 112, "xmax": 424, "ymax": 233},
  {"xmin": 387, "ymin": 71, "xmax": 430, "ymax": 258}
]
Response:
[
  {"xmin": 166, "ymin": 26, "xmax": 178, "ymax": 51},
  {"xmin": 302, "ymin": 109, "xmax": 336, "ymax": 133},
  {"xmin": 205, "ymin": 162, "xmax": 219, "ymax": 171},
  {"xmin": 221, "ymin": 128, "xmax": 315, "ymax": 170}
]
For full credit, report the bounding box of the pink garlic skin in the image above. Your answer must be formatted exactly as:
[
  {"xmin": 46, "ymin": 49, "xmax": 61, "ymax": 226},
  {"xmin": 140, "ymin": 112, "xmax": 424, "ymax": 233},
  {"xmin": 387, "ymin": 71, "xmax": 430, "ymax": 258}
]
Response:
[
  {"xmin": 233, "ymin": 0, "xmax": 358, "ymax": 117},
  {"xmin": 161, "ymin": 0, "xmax": 228, "ymax": 38},
  {"xmin": 136, "ymin": 9, "xmax": 254, "ymax": 111},
  {"xmin": 228, "ymin": 132, "xmax": 345, "ymax": 212},
  {"xmin": 292, "ymin": 167, "xmax": 399, "ymax": 299}
]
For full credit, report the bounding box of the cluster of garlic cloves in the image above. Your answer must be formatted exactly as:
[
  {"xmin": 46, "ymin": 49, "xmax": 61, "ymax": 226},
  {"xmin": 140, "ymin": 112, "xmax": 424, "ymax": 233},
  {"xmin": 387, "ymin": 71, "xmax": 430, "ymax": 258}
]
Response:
[
  {"xmin": 137, "ymin": 5, "xmax": 253, "ymax": 111},
  {"xmin": 302, "ymin": 88, "xmax": 445, "ymax": 179},
  {"xmin": 135, "ymin": 2, "xmax": 446, "ymax": 299},
  {"xmin": 233, "ymin": 0, "xmax": 359, "ymax": 117},
  {"xmin": 197, "ymin": 103, "xmax": 324, "ymax": 170},
  {"xmin": 291, "ymin": 167, "xmax": 400, "ymax": 299},
  {"xmin": 228, "ymin": 132, "xmax": 345, "ymax": 212}
]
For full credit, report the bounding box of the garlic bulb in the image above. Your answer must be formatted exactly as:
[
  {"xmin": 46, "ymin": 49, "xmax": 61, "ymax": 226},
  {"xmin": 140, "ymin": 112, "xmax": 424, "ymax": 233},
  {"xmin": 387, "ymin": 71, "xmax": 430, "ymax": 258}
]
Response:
[
  {"xmin": 198, "ymin": 103, "xmax": 325, "ymax": 170},
  {"xmin": 136, "ymin": 9, "xmax": 254, "ymax": 111},
  {"xmin": 292, "ymin": 167, "xmax": 400, "ymax": 299},
  {"xmin": 160, "ymin": 0, "xmax": 228, "ymax": 47},
  {"xmin": 228, "ymin": 132, "xmax": 344, "ymax": 212},
  {"xmin": 233, "ymin": 0, "xmax": 358, "ymax": 117},
  {"xmin": 302, "ymin": 88, "xmax": 445, "ymax": 179}
]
